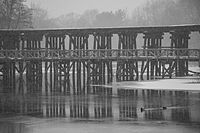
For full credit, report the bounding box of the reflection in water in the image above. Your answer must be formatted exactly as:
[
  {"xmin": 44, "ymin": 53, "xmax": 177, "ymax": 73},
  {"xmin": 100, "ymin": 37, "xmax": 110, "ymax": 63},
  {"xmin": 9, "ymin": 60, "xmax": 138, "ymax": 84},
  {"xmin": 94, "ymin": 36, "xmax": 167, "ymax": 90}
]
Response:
[
  {"xmin": 171, "ymin": 91, "xmax": 190, "ymax": 122},
  {"xmin": 0, "ymin": 122, "xmax": 28, "ymax": 133},
  {"xmin": 0, "ymin": 87, "xmax": 199, "ymax": 122},
  {"xmin": 0, "ymin": 75, "xmax": 200, "ymax": 133},
  {"xmin": 0, "ymin": 95, "xmax": 43, "ymax": 117},
  {"xmin": 143, "ymin": 90, "xmax": 164, "ymax": 120},
  {"xmin": 94, "ymin": 86, "xmax": 113, "ymax": 119},
  {"xmin": 70, "ymin": 95, "xmax": 89, "ymax": 118},
  {"xmin": 45, "ymin": 96, "xmax": 66, "ymax": 118},
  {"xmin": 118, "ymin": 89, "xmax": 138, "ymax": 120}
]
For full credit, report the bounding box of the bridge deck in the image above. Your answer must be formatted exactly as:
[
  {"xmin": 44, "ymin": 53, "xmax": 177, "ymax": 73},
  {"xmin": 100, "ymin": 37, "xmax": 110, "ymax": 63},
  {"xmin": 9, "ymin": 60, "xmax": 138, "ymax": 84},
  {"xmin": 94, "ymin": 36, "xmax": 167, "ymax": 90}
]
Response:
[{"xmin": 1, "ymin": 24, "xmax": 200, "ymax": 34}]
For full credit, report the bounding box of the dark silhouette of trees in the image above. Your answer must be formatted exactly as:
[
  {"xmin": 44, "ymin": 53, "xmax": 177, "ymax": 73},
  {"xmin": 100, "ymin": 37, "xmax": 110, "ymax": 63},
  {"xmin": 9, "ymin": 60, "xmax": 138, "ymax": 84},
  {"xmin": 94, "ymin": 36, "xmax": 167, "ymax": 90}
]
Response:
[{"xmin": 0, "ymin": 0, "xmax": 32, "ymax": 29}]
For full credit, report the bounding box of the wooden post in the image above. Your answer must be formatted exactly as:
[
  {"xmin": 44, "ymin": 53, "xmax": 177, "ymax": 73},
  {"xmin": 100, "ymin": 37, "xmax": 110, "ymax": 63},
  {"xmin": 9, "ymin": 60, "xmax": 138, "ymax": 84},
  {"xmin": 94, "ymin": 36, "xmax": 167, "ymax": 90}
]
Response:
[
  {"xmin": 93, "ymin": 32, "xmax": 113, "ymax": 84},
  {"xmin": 22, "ymin": 32, "xmax": 43, "ymax": 93},
  {"xmin": 142, "ymin": 32, "xmax": 163, "ymax": 80},
  {"xmin": 69, "ymin": 32, "xmax": 89, "ymax": 94},
  {"xmin": 117, "ymin": 31, "xmax": 138, "ymax": 81},
  {"xmin": 45, "ymin": 33, "xmax": 66, "ymax": 93},
  {"xmin": 170, "ymin": 31, "xmax": 190, "ymax": 77}
]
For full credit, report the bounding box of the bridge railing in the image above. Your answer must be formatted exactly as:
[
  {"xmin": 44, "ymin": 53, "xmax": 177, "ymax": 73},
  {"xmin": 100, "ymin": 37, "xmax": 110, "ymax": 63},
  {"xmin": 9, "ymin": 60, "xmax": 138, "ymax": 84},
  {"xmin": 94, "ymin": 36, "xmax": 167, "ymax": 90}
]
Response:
[{"xmin": 0, "ymin": 49, "xmax": 199, "ymax": 60}]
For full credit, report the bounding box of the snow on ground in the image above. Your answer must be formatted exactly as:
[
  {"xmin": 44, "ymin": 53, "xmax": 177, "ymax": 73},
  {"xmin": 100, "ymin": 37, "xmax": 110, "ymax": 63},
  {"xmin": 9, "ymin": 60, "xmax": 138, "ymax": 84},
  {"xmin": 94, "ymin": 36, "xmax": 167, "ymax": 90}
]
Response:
[
  {"xmin": 92, "ymin": 76, "xmax": 200, "ymax": 91},
  {"xmin": 132, "ymin": 77, "xmax": 200, "ymax": 91}
]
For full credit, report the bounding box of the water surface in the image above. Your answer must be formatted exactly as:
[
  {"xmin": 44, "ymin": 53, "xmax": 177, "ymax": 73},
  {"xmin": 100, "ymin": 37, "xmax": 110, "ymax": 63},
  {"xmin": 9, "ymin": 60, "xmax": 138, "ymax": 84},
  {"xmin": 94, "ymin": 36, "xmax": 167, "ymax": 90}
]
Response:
[{"xmin": 0, "ymin": 77, "xmax": 200, "ymax": 133}]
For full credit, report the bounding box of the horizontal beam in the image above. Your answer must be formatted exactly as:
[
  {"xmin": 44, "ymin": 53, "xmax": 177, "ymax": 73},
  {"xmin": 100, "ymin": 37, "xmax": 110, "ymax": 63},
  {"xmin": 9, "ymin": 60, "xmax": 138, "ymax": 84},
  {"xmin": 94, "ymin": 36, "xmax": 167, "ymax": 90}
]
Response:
[
  {"xmin": 0, "ymin": 58, "xmax": 199, "ymax": 62},
  {"xmin": 0, "ymin": 24, "xmax": 200, "ymax": 35},
  {"xmin": 0, "ymin": 49, "xmax": 199, "ymax": 61}
]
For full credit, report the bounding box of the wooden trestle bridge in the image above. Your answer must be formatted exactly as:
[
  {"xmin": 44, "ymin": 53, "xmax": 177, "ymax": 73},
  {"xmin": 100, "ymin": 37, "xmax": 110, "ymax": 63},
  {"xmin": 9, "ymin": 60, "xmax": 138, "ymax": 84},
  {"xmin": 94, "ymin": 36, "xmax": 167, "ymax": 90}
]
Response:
[{"xmin": 0, "ymin": 25, "xmax": 200, "ymax": 93}]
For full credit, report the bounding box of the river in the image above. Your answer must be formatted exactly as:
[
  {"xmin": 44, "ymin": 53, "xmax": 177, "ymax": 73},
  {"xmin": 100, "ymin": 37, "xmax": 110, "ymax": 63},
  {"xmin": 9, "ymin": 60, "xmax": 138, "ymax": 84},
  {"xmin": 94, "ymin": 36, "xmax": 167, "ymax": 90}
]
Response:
[{"xmin": 0, "ymin": 69, "xmax": 200, "ymax": 133}]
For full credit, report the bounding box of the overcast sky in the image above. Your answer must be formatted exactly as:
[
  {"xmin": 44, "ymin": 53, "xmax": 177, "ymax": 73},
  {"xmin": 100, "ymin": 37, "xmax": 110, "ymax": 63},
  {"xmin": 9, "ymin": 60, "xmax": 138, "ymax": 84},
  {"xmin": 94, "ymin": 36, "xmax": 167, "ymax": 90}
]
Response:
[{"xmin": 25, "ymin": 0, "xmax": 147, "ymax": 18}]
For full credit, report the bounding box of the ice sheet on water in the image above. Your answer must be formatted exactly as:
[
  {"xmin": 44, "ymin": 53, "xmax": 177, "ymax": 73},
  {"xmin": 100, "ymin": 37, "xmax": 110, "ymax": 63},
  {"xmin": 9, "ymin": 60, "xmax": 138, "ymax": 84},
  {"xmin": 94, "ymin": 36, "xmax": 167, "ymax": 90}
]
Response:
[{"xmin": 92, "ymin": 76, "xmax": 200, "ymax": 91}]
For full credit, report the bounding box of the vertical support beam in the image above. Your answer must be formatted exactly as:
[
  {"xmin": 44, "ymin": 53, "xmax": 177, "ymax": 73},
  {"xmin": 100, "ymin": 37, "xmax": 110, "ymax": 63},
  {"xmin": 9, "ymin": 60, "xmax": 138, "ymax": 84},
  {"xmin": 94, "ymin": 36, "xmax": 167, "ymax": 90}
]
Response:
[
  {"xmin": 2, "ymin": 62, "xmax": 16, "ymax": 92},
  {"xmin": 141, "ymin": 32, "xmax": 163, "ymax": 80},
  {"xmin": 92, "ymin": 32, "xmax": 113, "ymax": 85},
  {"xmin": 0, "ymin": 32, "xmax": 20, "ymax": 92},
  {"xmin": 23, "ymin": 32, "xmax": 43, "ymax": 93},
  {"xmin": 170, "ymin": 31, "xmax": 190, "ymax": 77},
  {"xmin": 117, "ymin": 31, "xmax": 138, "ymax": 81},
  {"xmin": 69, "ymin": 32, "xmax": 89, "ymax": 95},
  {"xmin": 15, "ymin": 61, "xmax": 26, "ymax": 94},
  {"xmin": 45, "ymin": 33, "xmax": 66, "ymax": 94}
]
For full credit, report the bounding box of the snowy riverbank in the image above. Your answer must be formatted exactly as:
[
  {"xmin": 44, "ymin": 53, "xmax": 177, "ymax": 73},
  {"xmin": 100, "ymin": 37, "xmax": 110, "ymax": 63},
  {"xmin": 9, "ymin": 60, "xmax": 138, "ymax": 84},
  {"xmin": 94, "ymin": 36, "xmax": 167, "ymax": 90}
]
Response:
[{"xmin": 92, "ymin": 76, "xmax": 200, "ymax": 92}]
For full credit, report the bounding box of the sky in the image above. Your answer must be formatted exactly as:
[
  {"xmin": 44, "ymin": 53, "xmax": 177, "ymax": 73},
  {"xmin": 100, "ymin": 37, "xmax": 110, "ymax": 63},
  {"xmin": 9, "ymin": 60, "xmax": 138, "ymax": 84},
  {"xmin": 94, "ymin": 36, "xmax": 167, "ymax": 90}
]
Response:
[{"xmin": 25, "ymin": 0, "xmax": 148, "ymax": 18}]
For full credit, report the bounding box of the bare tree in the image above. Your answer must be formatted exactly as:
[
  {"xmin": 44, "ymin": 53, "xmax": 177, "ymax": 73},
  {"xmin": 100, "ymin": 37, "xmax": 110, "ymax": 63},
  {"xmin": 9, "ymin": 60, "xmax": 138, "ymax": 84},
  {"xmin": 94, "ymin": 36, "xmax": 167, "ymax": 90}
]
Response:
[{"xmin": 0, "ymin": 0, "xmax": 32, "ymax": 29}]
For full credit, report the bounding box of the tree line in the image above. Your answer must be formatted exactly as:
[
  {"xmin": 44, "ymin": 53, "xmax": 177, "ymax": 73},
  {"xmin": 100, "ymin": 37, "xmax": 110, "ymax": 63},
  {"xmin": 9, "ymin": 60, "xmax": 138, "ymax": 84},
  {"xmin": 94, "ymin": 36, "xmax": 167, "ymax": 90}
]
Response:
[
  {"xmin": 0, "ymin": 0, "xmax": 32, "ymax": 29},
  {"xmin": 0, "ymin": 0, "xmax": 200, "ymax": 29}
]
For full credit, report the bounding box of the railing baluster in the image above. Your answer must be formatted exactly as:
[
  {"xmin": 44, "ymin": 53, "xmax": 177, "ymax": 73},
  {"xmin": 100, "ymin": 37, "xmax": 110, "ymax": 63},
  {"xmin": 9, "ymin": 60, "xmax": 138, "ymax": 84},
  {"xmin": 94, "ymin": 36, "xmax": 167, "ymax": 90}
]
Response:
[{"xmin": 0, "ymin": 49, "xmax": 199, "ymax": 61}]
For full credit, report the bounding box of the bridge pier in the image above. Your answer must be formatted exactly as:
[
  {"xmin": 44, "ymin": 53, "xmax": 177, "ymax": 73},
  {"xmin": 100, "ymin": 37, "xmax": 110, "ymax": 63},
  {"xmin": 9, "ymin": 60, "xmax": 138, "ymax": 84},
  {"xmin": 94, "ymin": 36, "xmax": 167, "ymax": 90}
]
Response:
[
  {"xmin": 26, "ymin": 61, "xmax": 42, "ymax": 93},
  {"xmin": 91, "ymin": 32, "xmax": 113, "ymax": 85},
  {"xmin": 69, "ymin": 33, "xmax": 89, "ymax": 94},
  {"xmin": 57, "ymin": 61, "xmax": 71, "ymax": 93},
  {"xmin": 116, "ymin": 31, "xmax": 138, "ymax": 81},
  {"xmin": 2, "ymin": 62, "xmax": 16, "ymax": 92},
  {"xmin": 0, "ymin": 32, "xmax": 19, "ymax": 92},
  {"xmin": 170, "ymin": 31, "xmax": 190, "ymax": 77},
  {"xmin": 141, "ymin": 32, "xmax": 163, "ymax": 80},
  {"xmin": 22, "ymin": 32, "xmax": 43, "ymax": 93},
  {"xmin": 15, "ymin": 61, "xmax": 26, "ymax": 93},
  {"xmin": 45, "ymin": 33, "xmax": 68, "ymax": 94}
]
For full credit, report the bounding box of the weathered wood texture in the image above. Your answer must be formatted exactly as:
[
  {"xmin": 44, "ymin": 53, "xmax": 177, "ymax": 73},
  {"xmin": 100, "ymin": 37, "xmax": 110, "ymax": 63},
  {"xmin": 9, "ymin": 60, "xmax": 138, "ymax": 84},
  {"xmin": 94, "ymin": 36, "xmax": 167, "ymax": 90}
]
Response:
[{"xmin": 0, "ymin": 25, "xmax": 199, "ymax": 94}]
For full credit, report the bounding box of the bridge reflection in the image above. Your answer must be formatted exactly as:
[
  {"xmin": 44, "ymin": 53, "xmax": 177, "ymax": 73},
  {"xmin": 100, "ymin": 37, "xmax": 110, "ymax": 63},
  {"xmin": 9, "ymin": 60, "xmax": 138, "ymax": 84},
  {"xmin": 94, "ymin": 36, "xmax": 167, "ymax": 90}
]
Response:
[
  {"xmin": 0, "ymin": 80, "xmax": 199, "ymax": 123},
  {"xmin": 118, "ymin": 89, "xmax": 138, "ymax": 120},
  {"xmin": 0, "ymin": 122, "xmax": 28, "ymax": 133}
]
